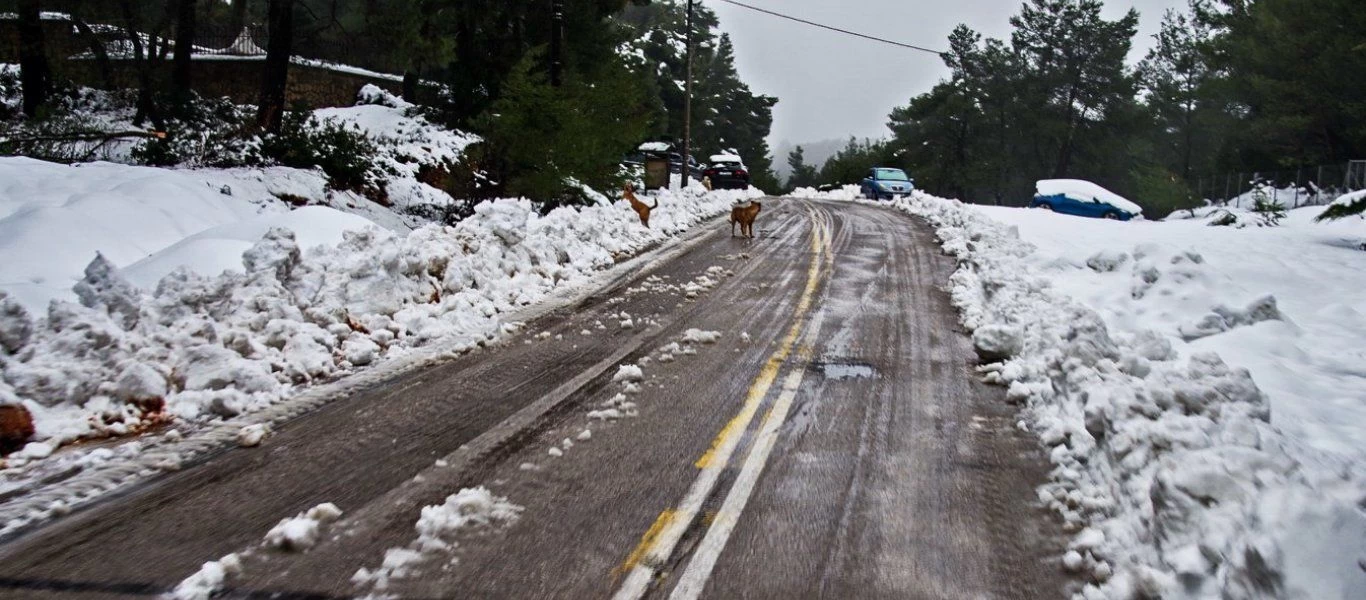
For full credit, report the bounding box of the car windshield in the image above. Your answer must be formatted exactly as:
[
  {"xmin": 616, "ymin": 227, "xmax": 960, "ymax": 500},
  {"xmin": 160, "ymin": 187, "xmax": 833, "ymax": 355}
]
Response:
[
  {"xmin": 875, "ymin": 168, "xmax": 909, "ymax": 181},
  {"xmin": 711, "ymin": 161, "xmax": 741, "ymax": 169}
]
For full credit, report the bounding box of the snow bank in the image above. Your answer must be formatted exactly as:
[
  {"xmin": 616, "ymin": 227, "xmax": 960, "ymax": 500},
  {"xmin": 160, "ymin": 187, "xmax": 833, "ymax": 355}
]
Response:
[
  {"xmin": 881, "ymin": 193, "xmax": 1366, "ymax": 599},
  {"xmin": 786, "ymin": 184, "xmax": 861, "ymax": 201},
  {"xmin": 0, "ymin": 183, "xmax": 759, "ymax": 460},
  {"xmin": 1036, "ymin": 179, "xmax": 1143, "ymax": 215},
  {"xmin": 314, "ymin": 85, "xmax": 479, "ymax": 213}
]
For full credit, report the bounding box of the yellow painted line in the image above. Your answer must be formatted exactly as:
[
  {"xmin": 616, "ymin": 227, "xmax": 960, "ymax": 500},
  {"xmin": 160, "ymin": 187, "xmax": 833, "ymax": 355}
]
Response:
[
  {"xmin": 616, "ymin": 509, "xmax": 678, "ymax": 577},
  {"xmin": 669, "ymin": 317, "xmax": 824, "ymax": 600},
  {"xmin": 612, "ymin": 203, "xmax": 831, "ymax": 600}
]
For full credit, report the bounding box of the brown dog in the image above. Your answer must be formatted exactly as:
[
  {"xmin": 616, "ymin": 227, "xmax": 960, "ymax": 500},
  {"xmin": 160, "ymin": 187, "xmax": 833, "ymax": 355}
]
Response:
[
  {"xmin": 624, "ymin": 184, "xmax": 658, "ymax": 228},
  {"xmin": 731, "ymin": 201, "xmax": 762, "ymax": 238}
]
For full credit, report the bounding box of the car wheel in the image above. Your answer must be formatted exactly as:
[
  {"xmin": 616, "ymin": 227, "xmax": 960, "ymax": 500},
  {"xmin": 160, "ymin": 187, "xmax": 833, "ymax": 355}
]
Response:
[
  {"xmin": 1037, "ymin": 203, "xmax": 1053, "ymax": 211},
  {"xmin": 1103, "ymin": 211, "xmax": 1119, "ymax": 220}
]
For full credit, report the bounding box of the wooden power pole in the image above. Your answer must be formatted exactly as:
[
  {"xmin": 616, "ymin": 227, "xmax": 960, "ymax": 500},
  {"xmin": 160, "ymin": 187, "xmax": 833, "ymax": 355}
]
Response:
[{"xmin": 681, "ymin": 0, "xmax": 694, "ymax": 186}]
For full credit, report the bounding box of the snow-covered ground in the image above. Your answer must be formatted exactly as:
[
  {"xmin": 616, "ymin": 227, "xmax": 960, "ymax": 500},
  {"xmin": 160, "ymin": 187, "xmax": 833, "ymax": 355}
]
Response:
[
  {"xmin": 0, "ymin": 140, "xmax": 758, "ymax": 538},
  {"xmin": 0, "ymin": 172, "xmax": 756, "ymax": 444},
  {"xmin": 848, "ymin": 191, "xmax": 1366, "ymax": 599}
]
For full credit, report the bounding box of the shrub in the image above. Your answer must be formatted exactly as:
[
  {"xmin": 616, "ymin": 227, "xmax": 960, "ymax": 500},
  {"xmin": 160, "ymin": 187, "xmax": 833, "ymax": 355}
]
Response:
[
  {"xmin": 257, "ymin": 109, "xmax": 383, "ymax": 193},
  {"xmin": 1250, "ymin": 183, "xmax": 1286, "ymax": 226},
  {"xmin": 132, "ymin": 95, "xmax": 257, "ymax": 167}
]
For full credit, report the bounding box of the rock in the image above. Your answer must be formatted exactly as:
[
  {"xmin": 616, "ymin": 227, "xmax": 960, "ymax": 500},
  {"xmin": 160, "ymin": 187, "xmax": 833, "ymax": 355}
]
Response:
[
  {"xmin": 0, "ymin": 404, "xmax": 35, "ymax": 454},
  {"xmin": 0, "ymin": 292, "xmax": 32, "ymax": 354}
]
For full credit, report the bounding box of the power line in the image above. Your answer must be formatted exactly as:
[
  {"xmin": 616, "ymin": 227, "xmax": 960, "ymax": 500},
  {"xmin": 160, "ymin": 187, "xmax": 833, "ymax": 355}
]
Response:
[{"xmin": 710, "ymin": 0, "xmax": 947, "ymax": 57}]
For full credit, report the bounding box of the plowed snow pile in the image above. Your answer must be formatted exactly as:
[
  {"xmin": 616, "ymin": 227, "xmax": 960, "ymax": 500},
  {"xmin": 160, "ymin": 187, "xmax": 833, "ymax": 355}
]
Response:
[
  {"xmin": 882, "ymin": 192, "xmax": 1366, "ymax": 599},
  {"xmin": 0, "ymin": 165, "xmax": 759, "ymax": 460}
]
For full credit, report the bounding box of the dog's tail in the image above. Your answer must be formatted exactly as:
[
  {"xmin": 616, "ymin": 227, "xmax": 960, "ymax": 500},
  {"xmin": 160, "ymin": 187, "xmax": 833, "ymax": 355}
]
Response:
[{"xmin": 649, "ymin": 197, "xmax": 658, "ymax": 209}]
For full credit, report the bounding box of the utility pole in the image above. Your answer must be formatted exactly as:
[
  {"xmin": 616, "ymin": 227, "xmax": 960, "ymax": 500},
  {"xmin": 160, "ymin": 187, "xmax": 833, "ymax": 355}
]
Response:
[
  {"xmin": 681, "ymin": 0, "xmax": 694, "ymax": 186},
  {"xmin": 550, "ymin": 0, "xmax": 564, "ymax": 87}
]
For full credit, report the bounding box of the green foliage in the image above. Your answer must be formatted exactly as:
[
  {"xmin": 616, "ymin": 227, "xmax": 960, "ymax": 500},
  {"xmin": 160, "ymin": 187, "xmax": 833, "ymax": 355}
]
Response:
[
  {"xmin": 1315, "ymin": 194, "xmax": 1366, "ymax": 222},
  {"xmin": 622, "ymin": 2, "xmax": 780, "ymax": 192},
  {"xmin": 1208, "ymin": 0, "xmax": 1366, "ymax": 167},
  {"xmin": 818, "ymin": 138, "xmax": 893, "ymax": 187},
  {"xmin": 785, "ymin": 145, "xmax": 818, "ymax": 191},
  {"xmin": 258, "ymin": 109, "xmax": 382, "ymax": 192},
  {"xmin": 475, "ymin": 50, "xmax": 651, "ymax": 210},
  {"xmin": 1127, "ymin": 162, "xmax": 1199, "ymax": 219},
  {"xmin": 132, "ymin": 95, "xmax": 256, "ymax": 167},
  {"xmin": 886, "ymin": 0, "xmax": 1141, "ymax": 205},
  {"xmin": 1250, "ymin": 184, "xmax": 1286, "ymax": 226}
]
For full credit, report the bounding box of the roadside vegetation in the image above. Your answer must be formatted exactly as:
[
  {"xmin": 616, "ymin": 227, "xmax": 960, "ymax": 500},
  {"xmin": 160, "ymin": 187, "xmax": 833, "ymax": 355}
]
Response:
[
  {"xmin": 1, "ymin": 0, "xmax": 779, "ymax": 208},
  {"xmin": 790, "ymin": 0, "xmax": 1366, "ymax": 219}
]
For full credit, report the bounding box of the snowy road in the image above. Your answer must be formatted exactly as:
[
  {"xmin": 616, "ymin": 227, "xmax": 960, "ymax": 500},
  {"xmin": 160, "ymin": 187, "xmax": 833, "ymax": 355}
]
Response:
[{"xmin": 0, "ymin": 200, "xmax": 1065, "ymax": 598}]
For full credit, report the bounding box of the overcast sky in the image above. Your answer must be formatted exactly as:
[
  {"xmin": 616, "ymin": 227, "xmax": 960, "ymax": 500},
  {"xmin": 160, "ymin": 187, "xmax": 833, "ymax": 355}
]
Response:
[{"xmin": 705, "ymin": 0, "xmax": 1187, "ymax": 149}]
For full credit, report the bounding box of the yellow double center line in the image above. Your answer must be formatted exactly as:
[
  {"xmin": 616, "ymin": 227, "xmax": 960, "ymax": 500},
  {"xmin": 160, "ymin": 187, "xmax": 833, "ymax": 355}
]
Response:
[{"xmin": 613, "ymin": 204, "xmax": 831, "ymax": 600}]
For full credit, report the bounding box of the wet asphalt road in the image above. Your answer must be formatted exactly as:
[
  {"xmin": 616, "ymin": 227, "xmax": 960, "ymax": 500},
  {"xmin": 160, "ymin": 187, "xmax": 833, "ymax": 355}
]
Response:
[{"xmin": 0, "ymin": 199, "xmax": 1065, "ymax": 599}]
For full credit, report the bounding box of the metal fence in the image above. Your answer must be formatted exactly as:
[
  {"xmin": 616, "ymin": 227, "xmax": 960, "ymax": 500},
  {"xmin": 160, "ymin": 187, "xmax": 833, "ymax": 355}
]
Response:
[
  {"xmin": 1192, "ymin": 160, "xmax": 1366, "ymax": 208},
  {"xmin": 193, "ymin": 23, "xmax": 270, "ymax": 56}
]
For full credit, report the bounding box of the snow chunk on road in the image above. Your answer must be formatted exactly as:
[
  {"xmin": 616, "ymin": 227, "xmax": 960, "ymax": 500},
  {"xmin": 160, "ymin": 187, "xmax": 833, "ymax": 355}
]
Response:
[
  {"xmin": 263, "ymin": 503, "xmax": 344, "ymax": 551},
  {"xmin": 612, "ymin": 364, "xmax": 644, "ymax": 383},
  {"xmin": 414, "ymin": 487, "xmax": 522, "ymax": 552},
  {"xmin": 354, "ymin": 487, "xmax": 520, "ymax": 592},
  {"xmin": 680, "ymin": 329, "xmax": 721, "ymax": 344},
  {"xmin": 236, "ymin": 423, "xmax": 271, "ymax": 447},
  {"xmin": 166, "ymin": 553, "xmax": 243, "ymax": 600}
]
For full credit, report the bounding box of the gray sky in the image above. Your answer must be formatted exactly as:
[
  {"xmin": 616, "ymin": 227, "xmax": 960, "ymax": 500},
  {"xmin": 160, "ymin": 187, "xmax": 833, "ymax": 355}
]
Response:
[{"xmin": 705, "ymin": 0, "xmax": 1187, "ymax": 149}]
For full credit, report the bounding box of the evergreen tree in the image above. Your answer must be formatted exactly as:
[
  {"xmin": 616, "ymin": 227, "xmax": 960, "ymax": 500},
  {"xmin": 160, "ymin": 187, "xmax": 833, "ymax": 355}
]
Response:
[
  {"xmin": 622, "ymin": 2, "xmax": 779, "ymax": 191},
  {"xmin": 1137, "ymin": 2, "xmax": 1223, "ymax": 181},
  {"xmin": 475, "ymin": 49, "xmax": 652, "ymax": 209},
  {"xmin": 1207, "ymin": 0, "xmax": 1366, "ymax": 167},
  {"xmin": 786, "ymin": 145, "xmax": 818, "ymax": 190}
]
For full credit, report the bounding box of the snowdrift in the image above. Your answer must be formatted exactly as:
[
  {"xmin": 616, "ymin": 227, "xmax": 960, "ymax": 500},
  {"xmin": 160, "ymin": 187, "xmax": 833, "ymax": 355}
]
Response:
[
  {"xmin": 881, "ymin": 193, "xmax": 1365, "ymax": 599},
  {"xmin": 0, "ymin": 184, "xmax": 760, "ymax": 460}
]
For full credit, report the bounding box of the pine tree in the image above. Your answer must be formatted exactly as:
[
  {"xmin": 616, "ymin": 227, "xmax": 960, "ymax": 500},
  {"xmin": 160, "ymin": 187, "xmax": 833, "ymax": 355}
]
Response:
[
  {"xmin": 1009, "ymin": 0, "xmax": 1138, "ymax": 178},
  {"xmin": 1138, "ymin": 2, "xmax": 1225, "ymax": 181},
  {"xmin": 786, "ymin": 145, "xmax": 818, "ymax": 190}
]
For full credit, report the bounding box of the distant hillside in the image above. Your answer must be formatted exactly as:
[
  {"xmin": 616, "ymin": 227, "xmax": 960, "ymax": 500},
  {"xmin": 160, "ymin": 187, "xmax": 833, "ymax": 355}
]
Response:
[{"xmin": 772, "ymin": 138, "xmax": 847, "ymax": 182}]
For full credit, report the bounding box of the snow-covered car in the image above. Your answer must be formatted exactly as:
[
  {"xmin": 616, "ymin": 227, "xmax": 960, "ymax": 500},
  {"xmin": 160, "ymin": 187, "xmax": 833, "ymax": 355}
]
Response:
[
  {"xmin": 1030, "ymin": 179, "xmax": 1142, "ymax": 220},
  {"xmin": 860, "ymin": 168, "xmax": 915, "ymax": 200},
  {"xmin": 702, "ymin": 154, "xmax": 749, "ymax": 190}
]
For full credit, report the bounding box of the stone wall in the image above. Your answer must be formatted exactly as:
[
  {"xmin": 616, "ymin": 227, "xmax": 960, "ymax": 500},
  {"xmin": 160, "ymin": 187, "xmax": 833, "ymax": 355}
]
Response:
[
  {"xmin": 57, "ymin": 58, "xmax": 403, "ymax": 109},
  {"xmin": 0, "ymin": 19, "xmax": 84, "ymax": 65},
  {"xmin": 2, "ymin": 20, "xmax": 403, "ymax": 109}
]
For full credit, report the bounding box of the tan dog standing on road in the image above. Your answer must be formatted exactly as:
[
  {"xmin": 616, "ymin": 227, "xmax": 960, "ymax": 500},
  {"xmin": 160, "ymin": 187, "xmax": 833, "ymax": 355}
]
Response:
[
  {"xmin": 731, "ymin": 201, "xmax": 762, "ymax": 238},
  {"xmin": 624, "ymin": 184, "xmax": 658, "ymax": 228}
]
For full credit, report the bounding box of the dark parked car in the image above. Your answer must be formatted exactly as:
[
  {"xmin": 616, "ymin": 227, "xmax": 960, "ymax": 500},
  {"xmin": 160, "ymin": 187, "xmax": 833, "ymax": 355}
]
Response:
[
  {"xmin": 860, "ymin": 168, "xmax": 915, "ymax": 200},
  {"xmin": 1029, "ymin": 179, "xmax": 1142, "ymax": 220},
  {"xmin": 702, "ymin": 154, "xmax": 750, "ymax": 190},
  {"xmin": 668, "ymin": 153, "xmax": 704, "ymax": 180}
]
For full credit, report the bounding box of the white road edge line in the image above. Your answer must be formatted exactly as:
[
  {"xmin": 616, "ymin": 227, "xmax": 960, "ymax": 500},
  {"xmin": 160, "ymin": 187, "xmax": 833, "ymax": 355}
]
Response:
[{"xmin": 667, "ymin": 310, "xmax": 825, "ymax": 600}]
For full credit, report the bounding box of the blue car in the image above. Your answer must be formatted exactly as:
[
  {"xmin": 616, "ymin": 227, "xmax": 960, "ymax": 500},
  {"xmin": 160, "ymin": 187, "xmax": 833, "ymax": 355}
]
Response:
[
  {"xmin": 860, "ymin": 168, "xmax": 915, "ymax": 200},
  {"xmin": 1028, "ymin": 179, "xmax": 1142, "ymax": 221}
]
